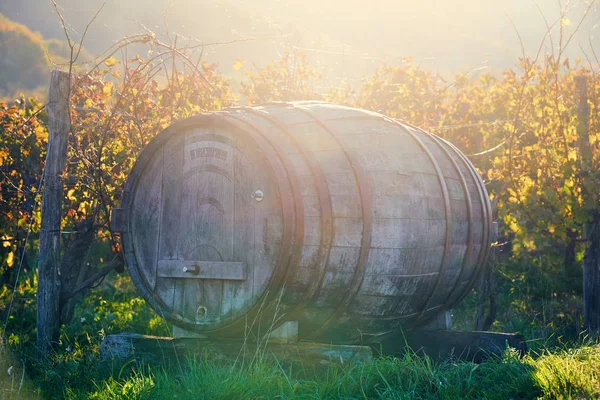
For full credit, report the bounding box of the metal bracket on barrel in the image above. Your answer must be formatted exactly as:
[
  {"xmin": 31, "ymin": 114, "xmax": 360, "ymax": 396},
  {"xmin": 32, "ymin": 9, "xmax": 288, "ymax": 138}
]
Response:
[
  {"xmin": 157, "ymin": 260, "xmax": 247, "ymax": 280},
  {"xmin": 110, "ymin": 208, "xmax": 128, "ymax": 233}
]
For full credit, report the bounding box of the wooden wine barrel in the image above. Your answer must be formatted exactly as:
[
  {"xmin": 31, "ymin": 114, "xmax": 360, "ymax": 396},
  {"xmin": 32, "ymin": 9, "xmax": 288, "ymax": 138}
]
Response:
[{"xmin": 111, "ymin": 102, "xmax": 493, "ymax": 342}]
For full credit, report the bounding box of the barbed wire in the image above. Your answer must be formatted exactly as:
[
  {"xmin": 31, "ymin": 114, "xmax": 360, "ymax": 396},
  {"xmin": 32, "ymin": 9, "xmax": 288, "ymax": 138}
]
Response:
[{"xmin": 431, "ymin": 118, "xmax": 519, "ymax": 131}]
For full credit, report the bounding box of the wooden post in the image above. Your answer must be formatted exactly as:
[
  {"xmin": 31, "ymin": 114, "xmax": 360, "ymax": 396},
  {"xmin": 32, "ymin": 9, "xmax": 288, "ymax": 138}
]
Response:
[
  {"xmin": 36, "ymin": 70, "xmax": 70, "ymax": 358},
  {"xmin": 575, "ymin": 75, "xmax": 600, "ymax": 336}
]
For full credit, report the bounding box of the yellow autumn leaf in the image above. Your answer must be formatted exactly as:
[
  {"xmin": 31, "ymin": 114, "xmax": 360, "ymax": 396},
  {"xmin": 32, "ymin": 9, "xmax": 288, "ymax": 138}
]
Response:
[
  {"xmin": 104, "ymin": 56, "xmax": 120, "ymax": 67},
  {"xmin": 233, "ymin": 59, "xmax": 244, "ymax": 71},
  {"xmin": 35, "ymin": 126, "xmax": 47, "ymax": 141},
  {"xmin": 523, "ymin": 238, "xmax": 536, "ymax": 251},
  {"xmin": 78, "ymin": 201, "xmax": 88, "ymax": 217},
  {"xmin": 6, "ymin": 251, "xmax": 14, "ymax": 267},
  {"xmin": 67, "ymin": 189, "xmax": 77, "ymax": 201},
  {"xmin": 103, "ymin": 82, "xmax": 114, "ymax": 96}
]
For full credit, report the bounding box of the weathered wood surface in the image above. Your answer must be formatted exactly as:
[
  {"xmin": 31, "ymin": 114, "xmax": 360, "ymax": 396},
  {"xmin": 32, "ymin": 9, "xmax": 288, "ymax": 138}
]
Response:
[
  {"xmin": 37, "ymin": 70, "xmax": 70, "ymax": 358},
  {"xmin": 113, "ymin": 102, "xmax": 494, "ymax": 342},
  {"xmin": 266, "ymin": 321, "xmax": 299, "ymax": 344},
  {"xmin": 374, "ymin": 330, "xmax": 527, "ymax": 363},
  {"xmin": 100, "ymin": 333, "xmax": 373, "ymax": 367}
]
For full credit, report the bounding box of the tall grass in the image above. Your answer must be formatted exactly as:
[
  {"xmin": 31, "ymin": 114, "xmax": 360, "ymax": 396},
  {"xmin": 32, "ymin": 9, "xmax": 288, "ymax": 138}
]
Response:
[{"xmin": 59, "ymin": 343, "xmax": 600, "ymax": 400}]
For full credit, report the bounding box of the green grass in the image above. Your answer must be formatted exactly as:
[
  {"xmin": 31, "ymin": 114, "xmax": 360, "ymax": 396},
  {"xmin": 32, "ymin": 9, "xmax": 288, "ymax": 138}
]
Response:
[
  {"xmin": 55, "ymin": 344, "xmax": 600, "ymax": 400},
  {"xmin": 3, "ymin": 271, "xmax": 597, "ymax": 399},
  {"xmin": 2, "ymin": 262, "xmax": 595, "ymax": 399}
]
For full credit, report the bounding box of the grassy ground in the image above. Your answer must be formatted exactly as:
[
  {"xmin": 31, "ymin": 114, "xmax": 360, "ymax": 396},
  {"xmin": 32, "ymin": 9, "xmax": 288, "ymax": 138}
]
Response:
[
  {"xmin": 0, "ymin": 349, "xmax": 40, "ymax": 399},
  {"xmin": 48, "ymin": 343, "xmax": 599, "ymax": 400},
  {"xmin": 2, "ymin": 262, "xmax": 594, "ymax": 399}
]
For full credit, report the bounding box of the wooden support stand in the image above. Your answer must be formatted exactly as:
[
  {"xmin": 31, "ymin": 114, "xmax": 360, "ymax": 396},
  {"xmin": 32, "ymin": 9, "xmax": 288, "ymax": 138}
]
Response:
[
  {"xmin": 172, "ymin": 321, "xmax": 298, "ymax": 344},
  {"xmin": 104, "ymin": 324, "xmax": 525, "ymax": 366},
  {"xmin": 372, "ymin": 329, "xmax": 526, "ymax": 363},
  {"xmin": 101, "ymin": 332, "xmax": 373, "ymax": 368},
  {"xmin": 265, "ymin": 321, "xmax": 299, "ymax": 344},
  {"xmin": 407, "ymin": 330, "xmax": 526, "ymax": 363}
]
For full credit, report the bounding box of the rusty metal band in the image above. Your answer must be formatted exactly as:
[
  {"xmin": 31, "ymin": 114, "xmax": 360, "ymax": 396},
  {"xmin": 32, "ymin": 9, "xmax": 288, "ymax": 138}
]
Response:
[
  {"xmin": 253, "ymin": 100, "xmax": 330, "ymax": 108},
  {"xmin": 242, "ymin": 106, "xmax": 334, "ymax": 307},
  {"xmin": 383, "ymin": 117, "xmax": 453, "ymax": 319},
  {"xmin": 225, "ymin": 111, "xmax": 305, "ymax": 290},
  {"xmin": 441, "ymin": 138, "xmax": 493, "ymax": 305},
  {"xmin": 292, "ymin": 104, "xmax": 374, "ymax": 340},
  {"xmin": 409, "ymin": 125, "xmax": 474, "ymax": 313}
]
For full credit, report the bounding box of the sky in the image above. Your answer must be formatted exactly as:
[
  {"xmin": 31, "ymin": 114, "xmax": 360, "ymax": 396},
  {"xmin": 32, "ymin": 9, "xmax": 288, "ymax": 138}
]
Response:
[
  {"xmin": 233, "ymin": 0, "xmax": 599, "ymax": 68},
  {"xmin": 1, "ymin": 0, "xmax": 598, "ymax": 79}
]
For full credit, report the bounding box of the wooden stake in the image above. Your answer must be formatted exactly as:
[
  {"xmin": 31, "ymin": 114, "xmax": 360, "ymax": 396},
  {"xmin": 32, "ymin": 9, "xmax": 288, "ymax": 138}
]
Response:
[
  {"xmin": 36, "ymin": 70, "xmax": 70, "ymax": 358},
  {"xmin": 575, "ymin": 75, "xmax": 600, "ymax": 336}
]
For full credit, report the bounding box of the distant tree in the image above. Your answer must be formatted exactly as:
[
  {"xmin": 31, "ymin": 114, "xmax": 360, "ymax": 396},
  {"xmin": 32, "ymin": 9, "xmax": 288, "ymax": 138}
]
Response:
[{"xmin": 0, "ymin": 13, "xmax": 49, "ymax": 95}]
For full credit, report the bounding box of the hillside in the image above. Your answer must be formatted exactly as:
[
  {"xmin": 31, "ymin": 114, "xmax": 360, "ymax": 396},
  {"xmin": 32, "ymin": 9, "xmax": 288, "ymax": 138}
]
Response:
[
  {"xmin": 0, "ymin": 12, "xmax": 79, "ymax": 99},
  {"xmin": 0, "ymin": 13, "xmax": 50, "ymax": 96},
  {"xmin": 0, "ymin": 0, "xmax": 309, "ymax": 76}
]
